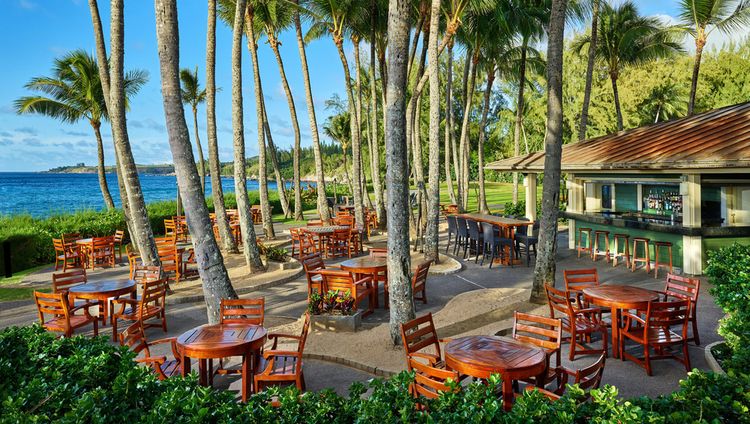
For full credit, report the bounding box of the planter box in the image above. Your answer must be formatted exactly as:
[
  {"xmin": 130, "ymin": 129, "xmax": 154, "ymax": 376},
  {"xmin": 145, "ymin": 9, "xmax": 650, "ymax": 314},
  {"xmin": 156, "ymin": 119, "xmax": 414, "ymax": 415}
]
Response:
[
  {"xmin": 704, "ymin": 341, "xmax": 726, "ymax": 375},
  {"xmin": 264, "ymin": 258, "xmax": 297, "ymax": 272},
  {"xmin": 310, "ymin": 310, "xmax": 362, "ymax": 332}
]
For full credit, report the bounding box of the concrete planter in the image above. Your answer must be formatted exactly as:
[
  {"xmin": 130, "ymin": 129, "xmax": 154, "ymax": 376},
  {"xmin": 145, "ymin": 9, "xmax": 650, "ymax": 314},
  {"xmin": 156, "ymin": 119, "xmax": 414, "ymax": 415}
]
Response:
[
  {"xmin": 704, "ymin": 341, "xmax": 726, "ymax": 375},
  {"xmin": 310, "ymin": 310, "xmax": 362, "ymax": 332},
  {"xmin": 264, "ymin": 257, "xmax": 297, "ymax": 272}
]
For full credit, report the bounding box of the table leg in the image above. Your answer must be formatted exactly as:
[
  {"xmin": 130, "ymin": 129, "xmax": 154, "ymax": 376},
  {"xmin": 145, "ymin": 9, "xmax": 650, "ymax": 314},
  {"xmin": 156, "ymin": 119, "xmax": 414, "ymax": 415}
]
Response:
[
  {"xmin": 199, "ymin": 358, "xmax": 208, "ymax": 386},
  {"xmin": 242, "ymin": 353, "xmax": 250, "ymax": 402},
  {"xmin": 502, "ymin": 377, "xmax": 514, "ymax": 412},
  {"xmin": 101, "ymin": 296, "xmax": 108, "ymax": 326},
  {"xmin": 181, "ymin": 355, "xmax": 191, "ymax": 376},
  {"xmin": 611, "ymin": 307, "xmax": 619, "ymax": 359}
]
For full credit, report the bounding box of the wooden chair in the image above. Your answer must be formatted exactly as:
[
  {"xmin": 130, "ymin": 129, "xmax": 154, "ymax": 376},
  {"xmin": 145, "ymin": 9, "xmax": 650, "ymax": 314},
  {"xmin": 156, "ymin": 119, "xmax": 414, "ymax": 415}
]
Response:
[
  {"xmin": 132, "ymin": 265, "xmax": 162, "ymax": 284},
  {"xmin": 327, "ymin": 228, "xmax": 354, "ymax": 258},
  {"xmin": 164, "ymin": 219, "xmax": 177, "ymax": 241},
  {"xmin": 113, "ymin": 230, "xmax": 125, "ymax": 262},
  {"xmin": 399, "ymin": 313, "xmax": 447, "ymax": 370},
  {"xmin": 158, "ymin": 244, "xmax": 181, "ymax": 285},
  {"xmin": 513, "ymin": 311, "xmax": 563, "ymax": 388},
  {"xmin": 384, "ymin": 261, "xmax": 432, "ymax": 309},
  {"xmin": 302, "ymin": 253, "xmax": 328, "ymax": 299},
  {"xmin": 525, "ymin": 353, "xmax": 606, "ymax": 400},
  {"xmin": 52, "ymin": 268, "xmax": 87, "ymax": 295},
  {"xmin": 369, "ymin": 247, "xmax": 387, "ymax": 258},
  {"xmin": 119, "ymin": 322, "xmax": 181, "ymax": 380},
  {"xmin": 126, "ymin": 245, "xmax": 141, "ymax": 279},
  {"xmin": 620, "ymin": 300, "xmax": 691, "ymax": 376},
  {"xmin": 563, "ymin": 269, "xmax": 608, "ymax": 319},
  {"xmin": 317, "ymin": 269, "xmax": 375, "ymax": 317},
  {"xmin": 255, "ymin": 313, "xmax": 311, "ymax": 392},
  {"xmin": 34, "ymin": 291, "xmax": 99, "ymax": 337},
  {"xmin": 211, "ymin": 298, "xmax": 265, "ymax": 381},
  {"xmin": 111, "ymin": 278, "xmax": 169, "ymax": 342},
  {"xmin": 659, "ymin": 273, "xmax": 701, "ymax": 345},
  {"xmin": 90, "ymin": 236, "xmax": 116, "ymax": 269},
  {"xmin": 289, "ymin": 228, "xmax": 303, "ymax": 258},
  {"xmin": 408, "ymin": 357, "xmax": 460, "ymax": 402},
  {"xmin": 545, "ymin": 285, "xmax": 608, "ymax": 361},
  {"xmin": 299, "ymin": 231, "xmax": 319, "ymax": 257},
  {"xmin": 53, "ymin": 238, "xmax": 80, "ymax": 272}
]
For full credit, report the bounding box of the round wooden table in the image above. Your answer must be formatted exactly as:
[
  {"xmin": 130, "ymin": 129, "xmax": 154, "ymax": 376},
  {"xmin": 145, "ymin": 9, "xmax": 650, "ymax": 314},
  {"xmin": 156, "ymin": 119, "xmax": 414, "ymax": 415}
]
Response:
[
  {"xmin": 303, "ymin": 226, "xmax": 350, "ymax": 256},
  {"xmin": 445, "ymin": 335, "xmax": 547, "ymax": 411},
  {"xmin": 340, "ymin": 257, "xmax": 387, "ymax": 308},
  {"xmin": 68, "ymin": 279, "xmax": 136, "ymax": 325},
  {"xmin": 177, "ymin": 323, "xmax": 267, "ymax": 402},
  {"xmin": 583, "ymin": 285, "xmax": 660, "ymax": 359}
]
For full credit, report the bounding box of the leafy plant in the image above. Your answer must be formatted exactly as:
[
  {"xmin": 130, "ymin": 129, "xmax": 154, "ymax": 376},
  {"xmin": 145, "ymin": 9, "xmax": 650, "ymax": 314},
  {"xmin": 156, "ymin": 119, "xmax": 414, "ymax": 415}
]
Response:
[
  {"xmin": 308, "ymin": 290, "xmax": 355, "ymax": 316},
  {"xmin": 265, "ymin": 246, "xmax": 289, "ymax": 262}
]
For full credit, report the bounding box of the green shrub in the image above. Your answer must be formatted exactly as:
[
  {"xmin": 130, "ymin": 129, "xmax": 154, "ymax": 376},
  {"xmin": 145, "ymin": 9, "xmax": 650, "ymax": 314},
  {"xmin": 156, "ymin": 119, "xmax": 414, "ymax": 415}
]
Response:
[
  {"xmin": 2, "ymin": 325, "xmax": 750, "ymax": 423},
  {"xmin": 705, "ymin": 243, "xmax": 750, "ymax": 372}
]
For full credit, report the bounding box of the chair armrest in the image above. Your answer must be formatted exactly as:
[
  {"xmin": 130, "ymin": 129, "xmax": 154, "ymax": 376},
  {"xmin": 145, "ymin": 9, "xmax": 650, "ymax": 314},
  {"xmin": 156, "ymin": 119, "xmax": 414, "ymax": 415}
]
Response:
[
  {"xmin": 438, "ymin": 338, "xmax": 453, "ymax": 344},
  {"xmin": 621, "ymin": 310, "xmax": 645, "ymax": 326},
  {"xmin": 267, "ymin": 333, "xmax": 302, "ymax": 350},
  {"xmin": 113, "ymin": 298, "xmax": 138, "ymax": 305},
  {"xmin": 69, "ymin": 301, "xmax": 100, "ymax": 315},
  {"xmin": 263, "ymin": 350, "xmax": 302, "ymax": 360},
  {"xmin": 408, "ymin": 352, "xmax": 440, "ymax": 366},
  {"xmin": 574, "ymin": 307, "xmax": 603, "ymax": 317},
  {"xmin": 136, "ymin": 356, "xmax": 167, "ymax": 366},
  {"xmin": 353, "ymin": 276, "xmax": 373, "ymax": 287}
]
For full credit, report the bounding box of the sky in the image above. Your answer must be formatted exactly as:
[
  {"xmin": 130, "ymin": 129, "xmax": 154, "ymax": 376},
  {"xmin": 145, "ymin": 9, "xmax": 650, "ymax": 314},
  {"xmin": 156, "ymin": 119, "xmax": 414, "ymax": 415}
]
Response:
[{"xmin": 0, "ymin": 0, "xmax": 747, "ymax": 172}]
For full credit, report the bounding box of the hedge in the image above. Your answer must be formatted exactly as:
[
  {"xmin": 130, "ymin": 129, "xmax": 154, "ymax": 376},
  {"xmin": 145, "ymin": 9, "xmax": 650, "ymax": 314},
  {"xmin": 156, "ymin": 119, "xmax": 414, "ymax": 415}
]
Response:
[{"xmin": 1, "ymin": 325, "xmax": 749, "ymax": 423}]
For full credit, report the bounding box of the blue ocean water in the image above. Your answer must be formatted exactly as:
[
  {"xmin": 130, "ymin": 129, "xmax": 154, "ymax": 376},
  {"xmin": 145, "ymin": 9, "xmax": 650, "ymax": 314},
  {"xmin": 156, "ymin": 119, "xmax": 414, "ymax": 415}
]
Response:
[{"xmin": 0, "ymin": 172, "xmax": 312, "ymax": 217}]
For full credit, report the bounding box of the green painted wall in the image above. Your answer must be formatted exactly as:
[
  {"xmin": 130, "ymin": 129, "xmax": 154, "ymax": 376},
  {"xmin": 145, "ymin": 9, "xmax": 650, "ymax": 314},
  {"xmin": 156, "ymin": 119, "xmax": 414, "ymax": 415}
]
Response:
[
  {"xmin": 573, "ymin": 222, "xmax": 684, "ymax": 268},
  {"xmin": 615, "ymin": 184, "xmax": 638, "ymax": 212}
]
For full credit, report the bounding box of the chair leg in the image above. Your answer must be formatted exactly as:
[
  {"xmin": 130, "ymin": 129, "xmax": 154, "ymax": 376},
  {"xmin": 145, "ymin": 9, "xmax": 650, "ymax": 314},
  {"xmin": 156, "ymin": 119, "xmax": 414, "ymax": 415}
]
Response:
[
  {"xmin": 682, "ymin": 341, "xmax": 691, "ymax": 372},
  {"xmin": 692, "ymin": 317, "xmax": 701, "ymax": 346},
  {"xmin": 644, "ymin": 344, "xmax": 652, "ymax": 376},
  {"xmin": 111, "ymin": 317, "xmax": 118, "ymax": 342}
]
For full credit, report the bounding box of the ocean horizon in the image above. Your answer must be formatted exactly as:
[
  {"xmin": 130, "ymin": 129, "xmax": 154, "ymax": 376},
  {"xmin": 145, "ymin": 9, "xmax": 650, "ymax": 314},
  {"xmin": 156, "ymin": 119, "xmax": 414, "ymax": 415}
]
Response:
[{"xmin": 0, "ymin": 172, "xmax": 314, "ymax": 218}]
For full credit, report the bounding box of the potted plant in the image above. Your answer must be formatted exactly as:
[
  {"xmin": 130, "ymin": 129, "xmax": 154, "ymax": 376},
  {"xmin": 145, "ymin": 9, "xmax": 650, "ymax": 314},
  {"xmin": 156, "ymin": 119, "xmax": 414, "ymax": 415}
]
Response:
[
  {"xmin": 308, "ymin": 290, "xmax": 362, "ymax": 332},
  {"xmin": 258, "ymin": 242, "xmax": 295, "ymax": 271}
]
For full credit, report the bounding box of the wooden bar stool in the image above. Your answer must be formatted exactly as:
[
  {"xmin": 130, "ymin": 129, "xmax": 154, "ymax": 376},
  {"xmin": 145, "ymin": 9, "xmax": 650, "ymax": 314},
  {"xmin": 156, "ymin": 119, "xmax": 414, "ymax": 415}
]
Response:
[
  {"xmin": 653, "ymin": 241, "xmax": 673, "ymax": 278},
  {"xmin": 576, "ymin": 228, "xmax": 593, "ymax": 259},
  {"xmin": 612, "ymin": 234, "xmax": 630, "ymax": 267},
  {"xmin": 592, "ymin": 230, "xmax": 610, "ymax": 262},
  {"xmin": 631, "ymin": 237, "xmax": 651, "ymax": 273}
]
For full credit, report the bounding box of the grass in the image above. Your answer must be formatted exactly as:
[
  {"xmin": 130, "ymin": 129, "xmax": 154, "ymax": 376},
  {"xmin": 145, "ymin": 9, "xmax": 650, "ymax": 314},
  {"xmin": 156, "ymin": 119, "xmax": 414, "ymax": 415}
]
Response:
[
  {"xmin": 0, "ymin": 265, "xmax": 46, "ymax": 286},
  {"xmin": 0, "ymin": 287, "xmax": 49, "ymax": 302},
  {"xmin": 438, "ymin": 181, "xmax": 540, "ymax": 213}
]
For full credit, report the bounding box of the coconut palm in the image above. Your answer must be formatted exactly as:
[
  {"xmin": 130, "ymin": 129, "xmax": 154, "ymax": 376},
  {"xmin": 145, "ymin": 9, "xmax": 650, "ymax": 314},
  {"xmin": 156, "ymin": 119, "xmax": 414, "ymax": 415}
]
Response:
[
  {"xmin": 572, "ymin": 1, "xmax": 682, "ymax": 131},
  {"xmin": 323, "ymin": 112, "xmax": 354, "ymax": 194},
  {"xmin": 638, "ymin": 80, "xmax": 688, "ymax": 123},
  {"xmin": 424, "ymin": 0, "xmax": 442, "ymax": 262},
  {"xmin": 678, "ymin": 0, "xmax": 750, "ymax": 115},
  {"xmin": 579, "ymin": 0, "xmax": 599, "ymax": 140},
  {"xmin": 15, "ymin": 50, "xmax": 146, "ymax": 211},
  {"xmin": 179, "ymin": 67, "xmax": 208, "ymax": 193}
]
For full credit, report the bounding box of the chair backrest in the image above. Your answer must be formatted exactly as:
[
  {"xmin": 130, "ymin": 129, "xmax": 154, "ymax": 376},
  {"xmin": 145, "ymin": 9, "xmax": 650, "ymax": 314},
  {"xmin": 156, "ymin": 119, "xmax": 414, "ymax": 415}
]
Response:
[
  {"xmin": 52, "ymin": 269, "xmax": 87, "ymax": 294},
  {"xmin": 645, "ymin": 300, "xmax": 691, "ymax": 334},
  {"xmin": 164, "ymin": 219, "xmax": 176, "ymax": 236},
  {"xmin": 297, "ymin": 313, "xmax": 311, "ymax": 356},
  {"xmin": 219, "ymin": 298, "xmax": 265, "ymax": 325},
  {"xmin": 114, "ymin": 230, "xmax": 125, "ymax": 244},
  {"xmin": 133, "ymin": 265, "xmax": 162, "ymax": 283},
  {"xmin": 409, "ymin": 358, "xmax": 459, "ymax": 400},
  {"xmin": 369, "ymin": 247, "xmax": 388, "ymax": 258},
  {"xmin": 318, "ymin": 269, "xmax": 355, "ymax": 294},
  {"xmin": 154, "ymin": 236, "xmax": 175, "ymax": 248},
  {"xmin": 306, "ymin": 220, "xmax": 323, "ymax": 227},
  {"xmin": 289, "ymin": 228, "xmax": 302, "ymax": 241},
  {"xmin": 455, "ymin": 217, "xmax": 468, "ymax": 237},
  {"xmin": 481, "ymin": 222, "xmax": 495, "ymax": 243},
  {"xmin": 664, "ymin": 273, "xmax": 700, "ymax": 304},
  {"xmin": 412, "ymin": 260, "xmax": 432, "ymax": 290},
  {"xmin": 303, "ymin": 253, "xmax": 325, "ymax": 273},
  {"xmin": 140, "ymin": 278, "xmax": 169, "ymax": 312},
  {"xmin": 446, "ymin": 216, "xmax": 457, "ymax": 234},
  {"xmin": 466, "ymin": 219, "xmax": 481, "ymax": 239},
  {"xmin": 563, "ymin": 269, "xmax": 600, "ymax": 292},
  {"xmin": 53, "ymin": 238, "xmax": 66, "ymax": 254},
  {"xmin": 399, "ymin": 313, "xmax": 441, "ymax": 362},
  {"xmin": 34, "ymin": 291, "xmax": 70, "ymax": 324},
  {"xmin": 573, "ymin": 354, "xmax": 606, "ymax": 391},
  {"xmin": 92, "ymin": 236, "xmax": 114, "ymax": 250},
  {"xmin": 545, "ymin": 284, "xmax": 575, "ymax": 320},
  {"xmin": 119, "ymin": 322, "xmax": 151, "ymax": 357},
  {"xmin": 62, "ymin": 233, "xmax": 80, "ymax": 245},
  {"xmin": 332, "ymin": 228, "xmax": 351, "ymax": 241},
  {"xmin": 512, "ymin": 311, "xmax": 563, "ymax": 353}
]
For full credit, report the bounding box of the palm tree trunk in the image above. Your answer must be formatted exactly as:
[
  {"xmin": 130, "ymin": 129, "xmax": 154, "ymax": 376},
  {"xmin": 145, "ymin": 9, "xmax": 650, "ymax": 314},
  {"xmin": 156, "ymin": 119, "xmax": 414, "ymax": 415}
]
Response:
[
  {"xmin": 269, "ymin": 38, "xmax": 303, "ymax": 221},
  {"xmin": 354, "ymin": 38, "xmax": 372, "ymax": 212},
  {"xmin": 611, "ymin": 73, "xmax": 623, "ymax": 131},
  {"xmin": 477, "ymin": 68, "xmax": 494, "ymax": 215},
  {"xmin": 342, "ymin": 149, "xmax": 353, "ymax": 196},
  {"xmin": 531, "ymin": 0, "xmax": 567, "ymax": 304},
  {"xmin": 407, "ymin": 13, "xmax": 426, "ymax": 78},
  {"xmin": 369, "ymin": 28, "xmax": 386, "ymax": 227},
  {"xmin": 113, "ymin": 148, "xmax": 133, "ymax": 237},
  {"xmin": 458, "ymin": 53, "xmax": 477, "ymax": 211},
  {"xmin": 512, "ymin": 46, "xmax": 527, "ymax": 205},
  {"xmin": 246, "ymin": 9, "xmax": 275, "ymax": 239},
  {"xmin": 578, "ymin": 0, "xmax": 598, "ymax": 141},
  {"xmin": 424, "ymin": 0, "xmax": 441, "ymax": 263},
  {"xmin": 260, "ymin": 93, "xmax": 291, "ymax": 219},
  {"xmin": 385, "ymin": 0, "xmax": 414, "ymax": 345},
  {"xmin": 191, "ymin": 105, "xmax": 207, "ymax": 192},
  {"xmin": 154, "ymin": 0, "xmax": 237, "ymax": 324},
  {"xmin": 688, "ymin": 35, "xmax": 705, "ymax": 116},
  {"xmin": 292, "ymin": 0, "xmax": 329, "ymax": 222},
  {"xmin": 444, "ymin": 42, "xmax": 457, "ymax": 205},
  {"xmin": 206, "ymin": 0, "xmax": 237, "ymax": 253},
  {"xmin": 91, "ymin": 120, "xmax": 115, "ymax": 210},
  {"xmin": 231, "ymin": 0, "xmax": 264, "ymax": 271},
  {"xmin": 89, "ymin": 0, "xmax": 159, "ymax": 266},
  {"xmin": 456, "ymin": 50, "xmax": 471, "ymax": 208}
]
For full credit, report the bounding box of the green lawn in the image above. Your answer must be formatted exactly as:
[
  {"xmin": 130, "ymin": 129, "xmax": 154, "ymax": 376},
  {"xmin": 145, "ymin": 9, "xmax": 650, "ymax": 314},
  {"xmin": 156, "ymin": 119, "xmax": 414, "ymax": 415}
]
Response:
[
  {"xmin": 438, "ymin": 181, "xmax": 539, "ymax": 213},
  {"xmin": 0, "ymin": 265, "xmax": 46, "ymax": 286},
  {"xmin": 0, "ymin": 287, "xmax": 48, "ymax": 302}
]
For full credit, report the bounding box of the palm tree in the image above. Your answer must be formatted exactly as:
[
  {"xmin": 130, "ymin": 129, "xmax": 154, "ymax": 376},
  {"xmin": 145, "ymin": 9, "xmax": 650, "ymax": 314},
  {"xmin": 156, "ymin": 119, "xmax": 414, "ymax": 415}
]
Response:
[
  {"xmin": 179, "ymin": 67, "xmax": 208, "ymax": 193},
  {"xmin": 579, "ymin": 0, "xmax": 599, "ymax": 140},
  {"xmin": 87, "ymin": 0, "xmax": 160, "ymax": 267},
  {"xmin": 206, "ymin": 0, "xmax": 238, "ymax": 253},
  {"xmin": 423, "ymin": 0, "xmax": 442, "ymax": 262},
  {"xmin": 678, "ymin": 0, "xmax": 750, "ymax": 115},
  {"xmin": 572, "ymin": 1, "xmax": 681, "ymax": 131},
  {"xmin": 443, "ymin": 40, "xmax": 458, "ymax": 205},
  {"xmin": 323, "ymin": 112, "xmax": 354, "ymax": 195},
  {"xmin": 638, "ymin": 80, "xmax": 688, "ymax": 123},
  {"xmin": 530, "ymin": 0, "xmax": 566, "ymax": 304},
  {"xmin": 154, "ymin": 0, "xmax": 238, "ymax": 324},
  {"xmin": 15, "ymin": 50, "xmax": 146, "ymax": 211}
]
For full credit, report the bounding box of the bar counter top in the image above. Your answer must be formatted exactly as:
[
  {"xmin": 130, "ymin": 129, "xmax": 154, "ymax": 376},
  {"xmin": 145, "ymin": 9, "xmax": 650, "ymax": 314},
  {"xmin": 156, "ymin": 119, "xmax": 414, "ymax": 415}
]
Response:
[{"xmin": 562, "ymin": 211, "xmax": 750, "ymax": 237}]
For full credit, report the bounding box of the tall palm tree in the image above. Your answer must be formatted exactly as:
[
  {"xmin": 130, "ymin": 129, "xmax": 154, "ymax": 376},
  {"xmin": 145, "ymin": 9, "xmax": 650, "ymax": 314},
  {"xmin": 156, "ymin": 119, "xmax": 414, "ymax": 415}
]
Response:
[
  {"xmin": 443, "ymin": 40, "xmax": 458, "ymax": 205},
  {"xmin": 87, "ymin": 0, "xmax": 160, "ymax": 267},
  {"xmin": 678, "ymin": 0, "xmax": 750, "ymax": 115},
  {"xmin": 154, "ymin": 0, "xmax": 238, "ymax": 324},
  {"xmin": 424, "ymin": 0, "xmax": 442, "ymax": 262},
  {"xmin": 206, "ymin": 0, "xmax": 238, "ymax": 253},
  {"xmin": 579, "ymin": 0, "xmax": 599, "ymax": 140},
  {"xmin": 15, "ymin": 50, "xmax": 146, "ymax": 211},
  {"xmin": 530, "ymin": 0, "xmax": 567, "ymax": 304},
  {"xmin": 323, "ymin": 112, "xmax": 354, "ymax": 195},
  {"xmin": 638, "ymin": 80, "xmax": 688, "ymax": 123},
  {"xmin": 179, "ymin": 67, "xmax": 208, "ymax": 192},
  {"xmin": 572, "ymin": 1, "xmax": 681, "ymax": 131}
]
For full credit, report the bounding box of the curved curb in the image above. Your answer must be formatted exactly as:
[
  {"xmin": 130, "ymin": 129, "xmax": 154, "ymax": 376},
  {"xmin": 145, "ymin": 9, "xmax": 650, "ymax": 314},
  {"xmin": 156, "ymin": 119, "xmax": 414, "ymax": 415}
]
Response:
[
  {"xmin": 303, "ymin": 352, "xmax": 397, "ymax": 378},
  {"xmin": 704, "ymin": 341, "xmax": 726, "ymax": 375},
  {"xmin": 429, "ymin": 256, "xmax": 463, "ymax": 276}
]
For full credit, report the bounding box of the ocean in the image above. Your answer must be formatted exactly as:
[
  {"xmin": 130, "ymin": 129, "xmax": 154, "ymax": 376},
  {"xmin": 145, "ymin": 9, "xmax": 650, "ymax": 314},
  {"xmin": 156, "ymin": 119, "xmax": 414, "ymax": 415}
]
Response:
[{"xmin": 0, "ymin": 172, "xmax": 312, "ymax": 218}]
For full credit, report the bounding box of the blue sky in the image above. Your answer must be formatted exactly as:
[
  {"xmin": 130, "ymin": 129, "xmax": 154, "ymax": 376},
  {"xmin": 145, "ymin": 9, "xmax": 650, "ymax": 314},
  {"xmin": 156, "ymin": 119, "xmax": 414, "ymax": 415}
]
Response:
[{"xmin": 0, "ymin": 0, "xmax": 746, "ymax": 172}]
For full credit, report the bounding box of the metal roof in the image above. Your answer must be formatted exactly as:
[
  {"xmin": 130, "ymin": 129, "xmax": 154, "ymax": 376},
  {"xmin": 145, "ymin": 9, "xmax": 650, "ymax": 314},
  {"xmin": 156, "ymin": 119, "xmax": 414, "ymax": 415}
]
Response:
[{"xmin": 485, "ymin": 102, "xmax": 750, "ymax": 173}]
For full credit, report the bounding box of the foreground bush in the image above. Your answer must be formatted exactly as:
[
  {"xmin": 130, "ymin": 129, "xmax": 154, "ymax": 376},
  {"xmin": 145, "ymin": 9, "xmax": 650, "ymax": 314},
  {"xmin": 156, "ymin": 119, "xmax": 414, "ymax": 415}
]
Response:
[{"xmin": 1, "ymin": 325, "xmax": 749, "ymax": 423}]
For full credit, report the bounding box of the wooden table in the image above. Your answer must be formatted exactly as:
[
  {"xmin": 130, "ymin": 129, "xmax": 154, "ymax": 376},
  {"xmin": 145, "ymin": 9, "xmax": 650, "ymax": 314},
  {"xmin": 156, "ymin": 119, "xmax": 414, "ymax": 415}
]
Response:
[
  {"xmin": 68, "ymin": 279, "xmax": 136, "ymax": 325},
  {"xmin": 458, "ymin": 214, "xmax": 531, "ymax": 265},
  {"xmin": 75, "ymin": 238, "xmax": 94, "ymax": 268},
  {"xmin": 303, "ymin": 225, "xmax": 350, "ymax": 256},
  {"xmin": 445, "ymin": 335, "xmax": 547, "ymax": 411},
  {"xmin": 177, "ymin": 324, "xmax": 267, "ymax": 402},
  {"xmin": 340, "ymin": 257, "xmax": 387, "ymax": 308},
  {"xmin": 583, "ymin": 285, "xmax": 660, "ymax": 359}
]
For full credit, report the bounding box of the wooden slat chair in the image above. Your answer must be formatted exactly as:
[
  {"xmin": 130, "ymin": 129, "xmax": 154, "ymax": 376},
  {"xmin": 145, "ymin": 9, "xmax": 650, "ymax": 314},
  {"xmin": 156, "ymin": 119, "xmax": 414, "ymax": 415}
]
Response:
[
  {"xmin": 255, "ymin": 313, "xmax": 311, "ymax": 392},
  {"xmin": 545, "ymin": 285, "xmax": 608, "ymax": 361},
  {"xmin": 111, "ymin": 278, "xmax": 169, "ymax": 342},
  {"xmin": 126, "ymin": 245, "xmax": 141, "ymax": 279},
  {"xmin": 524, "ymin": 354, "xmax": 606, "ymax": 400},
  {"xmin": 317, "ymin": 269, "xmax": 375, "ymax": 317},
  {"xmin": 90, "ymin": 236, "xmax": 116, "ymax": 269},
  {"xmin": 211, "ymin": 298, "xmax": 265, "ymax": 381},
  {"xmin": 327, "ymin": 228, "xmax": 354, "ymax": 258},
  {"xmin": 620, "ymin": 300, "xmax": 691, "ymax": 376},
  {"xmin": 52, "ymin": 268, "xmax": 87, "ymax": 296},
  {"xmin": 369, "ymin": 247, "xmax": 387, "ymax": 258},
  {"xmin": 289, "ymin": 228, "xmax": 303, "ymax": 258},
  {"xmin": 659, "ymin": 273, "xmax": 701, "ymax": 345},
  {"xmin": 113, "ymin": 230, "xmax": 125, "ymax": 262},
  {"xmin": 513, "ymin": 311, "xmax": 563, "ymax": 389},
  {"xmin": 302, "ymin": 253, "xmax": 328, "ymax": 299},
  {"xmin": 563, "ymin": 269, "xmax": 610, "ymax": 324},
  {"xmin": 157, "ymin": 244, "xmax": 181, "ymax": 285},
  {"xmin": 299, "ymin": 230, "xmax": 319, "ymax": 257},
  {"xmin": 384, "ymin": 261, "xmax": 432, "ymax": 309},
  {"xmin": 34, "ymin": 291, "xmax": 99, "ymax": 337},
  {"xmin": 120, "ymin": 322, "xmax": 181, "ymax": 380},
  {"xmin": 399, "ymin": 313, "xmax": 448, "ymax": 370},
  {"xmin": 408, "ymin": 358, "xmax": 460, "ymax": 403},
  {"xmin": 164, "ymin": 219, "xmax": 178, "ymax": 242},
  {"xmin": 53, "ymin": 238, "xmax": 80, "ymax": 272},
  {"xmin": 133, "ymin": 265, "xmax": 162, "ymax": 284}
]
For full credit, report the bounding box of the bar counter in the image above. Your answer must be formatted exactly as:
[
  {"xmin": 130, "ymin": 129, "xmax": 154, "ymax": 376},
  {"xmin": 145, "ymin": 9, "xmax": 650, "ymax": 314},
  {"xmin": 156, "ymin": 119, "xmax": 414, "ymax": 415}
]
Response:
[{"xmin": 562, "ymin": 211, "xmax": 750, "ymax": 238}]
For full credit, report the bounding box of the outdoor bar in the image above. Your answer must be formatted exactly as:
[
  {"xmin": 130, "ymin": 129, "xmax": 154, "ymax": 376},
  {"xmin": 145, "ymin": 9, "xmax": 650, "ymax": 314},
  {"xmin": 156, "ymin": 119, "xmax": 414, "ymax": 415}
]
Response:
[{"xmin": 486, "ymin": 102, "xmax": 750, "ymax": 275}]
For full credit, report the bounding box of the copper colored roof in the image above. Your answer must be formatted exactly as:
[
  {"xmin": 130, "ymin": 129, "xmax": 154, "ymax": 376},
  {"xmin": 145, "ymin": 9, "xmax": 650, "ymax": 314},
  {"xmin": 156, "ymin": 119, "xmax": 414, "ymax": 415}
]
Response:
[{"xmin": 486, "ymin": 102, "xmax": 750, "ymax": 172}]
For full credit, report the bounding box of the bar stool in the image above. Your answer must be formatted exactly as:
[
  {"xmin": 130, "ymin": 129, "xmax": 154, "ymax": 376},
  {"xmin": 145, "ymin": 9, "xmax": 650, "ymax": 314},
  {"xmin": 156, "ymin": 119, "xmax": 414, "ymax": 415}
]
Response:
[
  {"xmin": 653, "ymin": 241, "xmax": 673, "ymax": 279},
  {"xmin": 612, "ymin": 234, "xmax": 630, "ymax": 267},
  {"xmin": 577, "ymin": 228, "xmax": 593, "ymax": 259},
  {"xmin": 631, "ymin": 237, "xmax": 651, "ymax": 273},
  {"xmin": 592, "ymin": 230, "xmax": 610, "ymax": 262}
]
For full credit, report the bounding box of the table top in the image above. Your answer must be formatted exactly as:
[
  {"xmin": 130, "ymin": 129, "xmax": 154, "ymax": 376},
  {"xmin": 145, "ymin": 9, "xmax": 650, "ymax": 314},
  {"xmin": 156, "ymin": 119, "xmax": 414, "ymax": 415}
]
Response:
[
  {"xmin": 76, "ymin": 238, "xmax": 93, "ymax": 244},
  {"xmin": 340, "ymin": 257, "xmax": 387, "ymax": 273},
  {"xmin": 583, "ymin": 285, "xmax": 660, "ymax": 309},
  {"xmin": 68, "ymin": 280, "xmax": 136, "ymax": 297},
  {"xmin": 445, "ymin": 336, "xmax": 547, "ymax": 379},
  {"xmin": 458, "ymin": 213, "xmax": 531, "ymax": 227},
  {"xmin": 176, "ymin": 324, "xmax": 267, "ymax": 358},
  {"xmin": 303, "ymin": 225, "xmax": 350, "ymax": 234}
]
